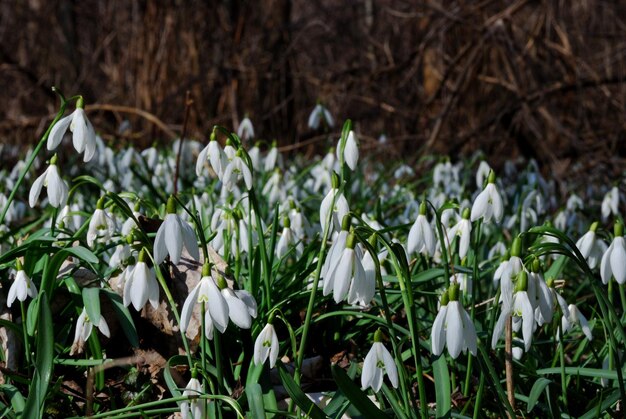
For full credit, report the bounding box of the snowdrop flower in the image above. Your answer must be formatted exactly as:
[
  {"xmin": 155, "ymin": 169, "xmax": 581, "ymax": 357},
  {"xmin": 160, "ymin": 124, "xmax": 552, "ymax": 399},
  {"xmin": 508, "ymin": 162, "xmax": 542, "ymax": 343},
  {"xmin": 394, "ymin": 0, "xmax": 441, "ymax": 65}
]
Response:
[
  {"xmin": 223, "ymin": 149, "xmax": 253, "ymax": 191},
  {"xmin": 475, "ymin": 161, "xmax": 491, "ymax": 188},
  {"xmin": 601, "ymin": 186, "xmax": 619, "ymax": 221},
  {"xmin": 337, "ymin": 130, "xmax": 359, "ymax": 171},
  {"xmin": 154, "ymin": 196, "xmax": 200, "ymax": 265},
  {"xmin": 123, "ymin": 250, "xmax": 159, "ymax": 311},
  {"xmin": 361, "ymin": 330, "xmax": 398, "ymax": 392},
  {"xmin": 264, "ymin": 142, "xmax": 279, "ymax": 172},
  {"xmin": 70, "ymin": 307, "xmax": 110, "ymax": 355},
  {"xmin": 180, "ymin": 264, "xmax": 230, "ymax": 337},
  {"xmin": 561, "ymin": 304, "xmax": 592, "ymax": 341},
  {"xmin": 407, "ymin": 202, "xmax": 436, "ymax": 257},
  {"xmin": 324, "ymin": 232, "xmax": 367, "ymax": 304},
  {"xmin": 308, "ymin": 103, "xmax": 334, "ymax": 130},
  {"xmin": 28, "ymin": 155, "xmax": 69, "ymax": 208},
  {"xmin": 180, "ymin": 374, "xmax": 205, "ymax": 419},
  {"xmin": 221, "ymin": 286, "xmax": 256, "ymax": 329},
  {"xmin": 431, "ymin": 283, "xmax": 477, "ymax": 359},
  {"xmin": 528, "ymin": 263, "xmax": 553, "ymax": 326},
  {"xmin": 321, "ymin": 218, "xmax": 350, "ymax": 281},
  {"xmin": 276, "ymin": 217, "xmax": 303, "ymax": 259},
  {"xmin": 600, "ymin": 221, "xmax": 626, "ymax": 284},
  {"xmin": 319, "ymin": 175, "xmax": 349, "ymax": 235},
  {"xmin": 196, "ymin": 133, "xmax": 228, "ymax": 178},
  {"xmin": 47, "ymin": 97, "xmax": 96, "ymax": 162},
  {"xmin": 262, "ymin": 170, "xmax": 284, "ymax": 208},
  {"xmin": 576, "ymin": 222, "xmax": 607, "ymax": 269},
  {"xmin": 237, "ymin": 116, "xmax": 255, "ymax": 141},
  {"xmin": 470, "ymin": 170, "xmax": 503, "ymax": 223},
  {"xmin": 447, "ymin": 208, "xmax": 472, "ymax": 259},
  {"xmin": 87, "ymin": 197, "xmax": 116, "ymax": 248},
  {"xmin": 492, "ymin": 271, "xmax": 534, "ymax": 352},
  {"xmin": 7, "ymin": 260, "xmax": 37, "ymax": 308},
  {"xmin": 254, "ymin": 321, "xmax": 280, "ymax": 368},
  {"xmin": 248, "ymin": 142, "xmax": 262, "ymax": 171},
  {"xmin": 109, "ymin": 244, "xmax": 132, "ymax": 269}
]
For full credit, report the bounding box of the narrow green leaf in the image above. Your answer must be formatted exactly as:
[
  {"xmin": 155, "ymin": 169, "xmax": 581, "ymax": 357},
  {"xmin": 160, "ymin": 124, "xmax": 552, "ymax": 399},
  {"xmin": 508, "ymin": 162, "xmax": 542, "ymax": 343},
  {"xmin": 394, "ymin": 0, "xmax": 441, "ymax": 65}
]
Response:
[
  {"xmin": 245, "ymin": 382, "xmax": 265, "ymax": 418},
  {"xmin": 164, "ymin": 355, "xmax": 189, "ymax": 398},
  {"xmin": 82, "ymin": 287, "xmax": 101, "ymax": 324},
  {"xmin": 537, "ymin": 367, "xmax": 620, "ymax": 379},
  {"xmin": 433, "ymin": 356, "xmax": 451, "ymax": 418},
  {"xmin": 526, "ymin": 377, "xmax": 551, "ymax": 413},
  {"xmin": 23, "ymin": 291, "xmax": 54, "ymax": 418},
  {"xmin": 278, "ymin": 362, "xmax": 327, "ymax": 419},
  {"xmin": 65, "ymin": 246, "xmax": 99, "ymax": 265},
  {"xmin": 331, "ymin": 364, "xmax": 391, "ymax": 419}
]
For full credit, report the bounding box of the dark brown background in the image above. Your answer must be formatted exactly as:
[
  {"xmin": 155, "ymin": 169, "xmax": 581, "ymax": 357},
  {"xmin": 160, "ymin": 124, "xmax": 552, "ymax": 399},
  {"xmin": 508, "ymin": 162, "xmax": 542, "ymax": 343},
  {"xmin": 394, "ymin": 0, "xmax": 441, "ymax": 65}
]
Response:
[{"xmin": 1, "ymin": 0, "xmax": 625, "ymax": 183}]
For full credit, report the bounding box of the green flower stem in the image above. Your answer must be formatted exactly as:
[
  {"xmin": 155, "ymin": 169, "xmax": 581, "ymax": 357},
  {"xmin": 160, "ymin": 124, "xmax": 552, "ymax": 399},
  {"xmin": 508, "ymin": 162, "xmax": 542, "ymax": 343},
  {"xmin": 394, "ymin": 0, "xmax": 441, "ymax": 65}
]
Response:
[
  {"xmin": 214, "ymin": 330, "xmax": 224, "ymax": 394},
  {"xmin": 472, "ymin": 372, "xmax": 486, "ymax": 418},
  {"xmin": 464, "ymin": 218, "xmax": 482, "ymax": 397},
  {"xmin": 370, "ymin": 245, "xmax": 412, "ymax": 413},
  {"xmin": 0, "ymin": 88, "xmax": 67, "ymax": 225},
  {"xmin": 294, "ymin": 188, "xmax": 337, "ymax": 386},
  {"xmin": 558, "ymin": 325, "xmax": 568, "ymax": 410},
  {"xmin": 20, "ymin": 301, "xmax": 31, "ymax": 370}
]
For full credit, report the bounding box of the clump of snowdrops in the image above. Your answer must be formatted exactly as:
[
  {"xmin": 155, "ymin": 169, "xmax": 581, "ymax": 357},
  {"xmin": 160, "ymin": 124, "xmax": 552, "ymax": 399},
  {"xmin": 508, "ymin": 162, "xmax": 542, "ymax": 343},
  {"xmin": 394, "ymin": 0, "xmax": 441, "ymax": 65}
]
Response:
[{"xmin": 0, "ymin": 89, "xmax": 624, "ymax": 418}]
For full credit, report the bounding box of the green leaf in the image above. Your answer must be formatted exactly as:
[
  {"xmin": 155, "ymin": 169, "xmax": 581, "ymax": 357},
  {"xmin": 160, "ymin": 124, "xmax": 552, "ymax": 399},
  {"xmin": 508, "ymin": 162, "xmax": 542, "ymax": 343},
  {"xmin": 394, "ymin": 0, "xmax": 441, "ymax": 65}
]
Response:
[
  {"xmin": 23, "ymin": 291, "xmax": 54, "ymax": 418},
  {"xmin": 278, "ymin": 362, "xmax": 327, "ymax": 419},
  {"xmin": 164, "ymin": 355, "xmax": 189, "ymax": 398},
  {"xmin": 245, "ymin": 383, "xmax": 266, "ymax": 418},
  {"xmin": 65, "ymin": 246, "xmax": 99, "ymax": 265},
  {"xmin": 536, "ymin": 367, "xmax": 620, "ymax": 379},
  {"xmin": 331, "ymin": 363, "xmax": 391, "ymax": 419},
  {"xmin": 433, "ymin": 356, "xmax": 451, "ymax": 418},
  {"xmin": 102, "ymin": 289, "xmax": 139, "ymax": 348},
  {"xmin": 82, "ymin": 287, "xmax": 101, "ymax": 325},
  {"xmin": 0, "ymin": 384, "xmax": 25, "ymax": 416},
  {"xmin": 527, "ymin": 377, "xmax": 551, "ymax": 413}
]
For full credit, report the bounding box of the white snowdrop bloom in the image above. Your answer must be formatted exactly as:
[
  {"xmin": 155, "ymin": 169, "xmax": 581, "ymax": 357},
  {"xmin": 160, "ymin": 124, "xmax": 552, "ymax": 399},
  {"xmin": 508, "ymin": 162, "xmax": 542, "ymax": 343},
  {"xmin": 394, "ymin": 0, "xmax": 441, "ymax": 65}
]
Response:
[
  {"xmin": 47, "ymin": 99, "xmax": 97, "ymax": 162},
  {"xmin": 561, "ymin": 304, "xmax": 592, "ymax": 341},
  {"xmin": 123, "ymin": 254, "xmax": 159, "ymax": 311},
  {"xmin": 446, "ymin": 209, "xmax": 472, "ymax": 259},
  {"xmin": 264, "ymin": 143, "xmax": 279, "ymax": 172},
  {"xmin": 70, "ymin": 307, "xmax": 110, "ymax": 355},
  {"xmin": 262, "ymin": 170, "xmax": 283, "ymax": 208},
  {"xmin": 407, "ymin": 202, "xmax": 436, "ymax": 257},
  {"xmin": 529, "ymin": 271, "xmax": 553, "ymax": 326},
  {"xmin": 87, "ymin": 201, "xmax": 117, "ymax": 248},
  {"xmin": 121, "ymin": 211, "xmax": 142, "ymax": 236},
  {"xmin": 197, "ymin": 136, "xmax": 228, "ymax": 178},
  {"xmin": 431, "ymin": 285, "xmax": 477, "ymax": 359},
  {"xmin": 223, "ymin": 152, "xmax": 253, "ymax": 191},
  {"xmin": 488, "ymin": 241, "xmax": 507, "ymax": 260},
  {"xmin": 141, "ymin": 146, "xmax": 158, "ymax": 169},
  {"xmin": 319, "ymin": 183, "xmax": 349, "ymax": 235},
  {"xmin": 253, "ymin": 322, "xmax": 280, "ymax": 368},
  {"xmin": 180, "ymin": 377, "xmax": 205, "ymax": 419},
  {"xmin": 28, "ymin": 158, "xmax": 68, "ymax": 208},
  {"xmin": 347, "ymin": 245, "xmax": 376, "ymax": 306},
  {"xmin": 308, "ymin": 103, "xmax": 334, "ymax": 129},
  {"xmin": 56, "ymin": 203, "xmax": 83, "ymax": 231},
  {"xmin": 325, "ymin": 234, "xmax": 367, "ymax": 304},
  {"xmin": 393, "ymin": 164, "xmax": 414, "ymax": 179},
  {"xmin": 493, "ymin": 276, "xmax": 534, "ymax": 352},
  {"xmin": 7, "ymin": 265, "xmax": 37, "ymax": 308},
  {"xmin": 221, "ymin": 288, "xmax": 253, "ymax": 329},
  {"xmin": 180, "ymin": 269, "xmax": 230, "ymax": 337},
  {"xmin": 601, "ymin": 186, "xmax": 619, "ymax": 221},
  {"xmin": 276, "ymin": 218, "xmax": 303, "ymax": 259},
  {"xmin": 248, "ymin": 143, "xmax": 262, "ymax": 171},
  {"xmin": 109, "ymin": 244, "xmax": 132, "ymax": 269},
  {"xmin": 321, "ymin": 228, "xmax": 349, "ymax": 282},
  {"xmin": 566, "ymin": 194, "xmax": 584, "ymax": 212},
  {"xmin": 361, "ymin": 336, "xmax": 398, "ymax": 392},
  {"xmin": 154, "ymin": 197, "xmax": 200, "ymax": 265},
  {"xmin": 576, "ymin": 223, "xmax": 607, "ymax": 269},
  {"xmin": 235, "ymin": 289, "xmax": 258, "ymax": 318},
  {"xmin": 475, "ymin": 161, "xmax": 491, "ymax": 188},
  {"xmin": 237, "ymin": 116, "xmax": 255, "ymax": 141},
  {"xmin": 289, "ymin": 206, "xmax": 309, "ymax": 241},
  {"xmin": 600, "ymin": 224, "xmax": 626, "ymax": 284},
  {"xmin": 338, "ymin": 130, "xmax": 359, "ymax": 171},
  {"xmin": 470, "ymin": 171, "xmax": 503, "ymax": 223}
]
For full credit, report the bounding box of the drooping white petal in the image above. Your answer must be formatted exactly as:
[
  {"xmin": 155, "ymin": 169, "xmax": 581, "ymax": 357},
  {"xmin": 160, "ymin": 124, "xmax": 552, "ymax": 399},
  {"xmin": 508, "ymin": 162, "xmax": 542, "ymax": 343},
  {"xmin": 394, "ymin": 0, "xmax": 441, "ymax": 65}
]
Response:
[
  {"xmin": 196, "ymin": 144, "xmax": 210, "ymax": 176},
  {"xmin": 180, "ymin": 220, "xmax": 200, "ymax": 261},
  {"xmin": 222, "ymin": 289, "xmax": 251, "ymax": 329},
  {"xmin": 431, "ymin": 305, "xmax": 448, "ymax": 356},
  {"xmin": 460, "ymin": 305, "xmax": 477, "ymax": 356},
  {"xmin": 343, "ymin": 131, "xmax": 359, "ymax": 171},
  {"xmin": 46, "ymin": 165, "xmax": 68, "ymax": 208},
  {"xmin": 29, "ymin": 169, "xmax": 47, "ymax": 208},
  {"xmin": 446, "ymin": 302, "xmax": 464, "ymax": 359},
  {"xmin": 470, "ymin": 188, "xmax": 490, "ymax": 222},
  {"xmin": 164, "ymin": 214, "xmax": 184, "ymax": 264},
  {"xmin": 47, "ymin": 114, "xmax": 72, "ymax": 150},
  {"xmin": 332, "ymin": 248, "xmax": 354, "ymax": 303},
  {"xmin": 180, "ymin": 282, "xmax": 202, "ymax": 333},
  {"xmin": 600, "ymin": 242, "xmax": 614, "ymax": 284},
  {"xmin": 610, "ymin": 237, "xmax": 626, "ymax": 284},
  {"xmin": 379, "ymin": 343, "xmax": 398, "ymax": 388}
]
